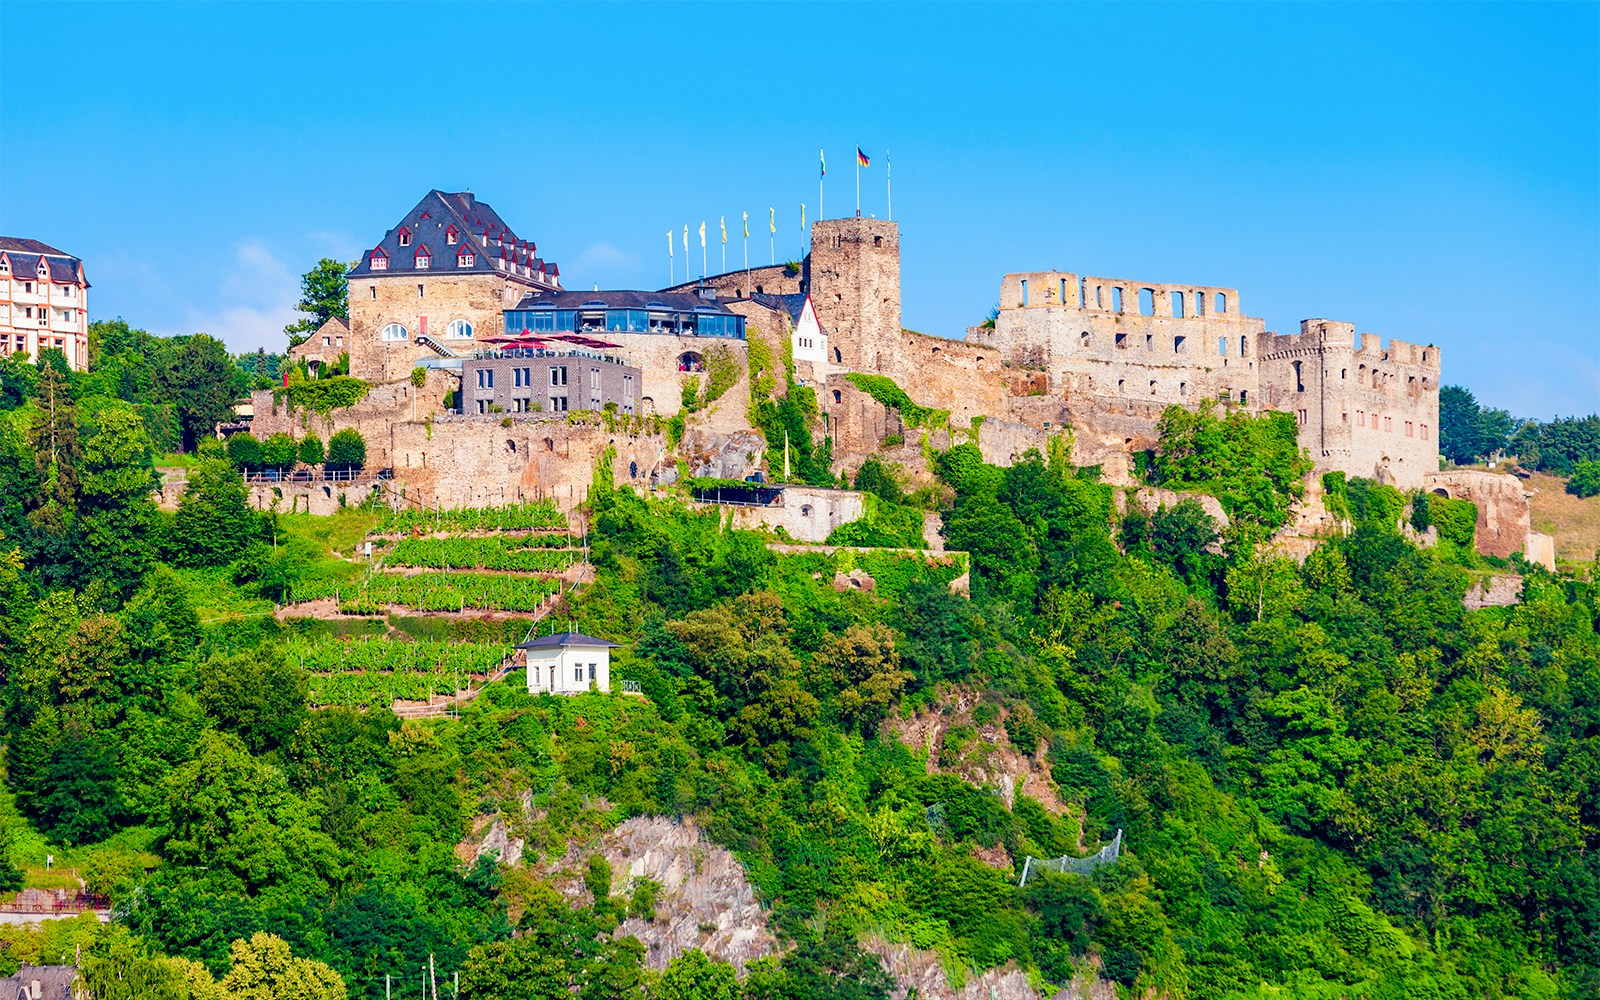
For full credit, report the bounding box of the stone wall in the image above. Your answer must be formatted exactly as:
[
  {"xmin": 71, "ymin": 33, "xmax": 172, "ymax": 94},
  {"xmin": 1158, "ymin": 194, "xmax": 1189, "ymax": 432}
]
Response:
[
  {"xmin": 345, "ymin": 271, "xmax": 533, "ymax": 382},
  {"xmin": 1422, "ymin": 469, "xmax": 1531, "ymax": 559},
  {"xmin": 661, "ymin": 263, "xmax": 803, "ymax": 300},
  {"xmin": 461, "ymin": 353, "xmax": 641, "ymax": 417},
  {"xmin": 1259, "ymin": 322, "xmax": 1440, "ymax": 489},
  {"xmin": 591, "ymin": 332, "xmax": 748, "ymax": 418},
  {"xmin": 709, "ymin": 486, "xmax": 865, "ymax": 543},
  {"xmin": 980, "ymin": 270, "xmax": 1262, "ymax": 411},
  {"xmin": 808, "ymin": 218, "xmax": 901, "ymax": 373}
]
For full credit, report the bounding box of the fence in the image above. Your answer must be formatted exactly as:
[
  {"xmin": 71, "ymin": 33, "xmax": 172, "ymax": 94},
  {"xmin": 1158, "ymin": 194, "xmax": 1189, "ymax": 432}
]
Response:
[{"xmin": 1018, "ymin": 829, "xmax": 1123, "ymax": 887}]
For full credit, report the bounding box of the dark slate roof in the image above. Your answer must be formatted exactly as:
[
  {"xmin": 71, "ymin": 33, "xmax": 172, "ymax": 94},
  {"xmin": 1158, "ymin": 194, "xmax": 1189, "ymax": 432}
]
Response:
[
  {"xmin": 509, "ymin": 289, "xmax": 740, "ymax": 315},
  {"xmin": 0, "ymin": 965, "xmax": 79, "ymax": 1000},
  {"xmin": 347, "ymin": 190, "xmax": 560, "ymax": 287},
  {"xmin": 0, "ymin": 238, "xmax": 87, "ymax": 287},
  {"xmin": 749, "ymin": 292, "xmax": 808, "ymax": 323},
  {"xmin": 516, "ymin": 632, "xmax": 620, "ymax": 650}
]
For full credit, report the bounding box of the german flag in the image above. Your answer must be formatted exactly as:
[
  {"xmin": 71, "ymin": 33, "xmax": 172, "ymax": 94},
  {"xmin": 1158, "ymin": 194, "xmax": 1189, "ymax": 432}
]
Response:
[{"xmin": 857, "ymin": 147, "xmax": 870, "ymax": 168}]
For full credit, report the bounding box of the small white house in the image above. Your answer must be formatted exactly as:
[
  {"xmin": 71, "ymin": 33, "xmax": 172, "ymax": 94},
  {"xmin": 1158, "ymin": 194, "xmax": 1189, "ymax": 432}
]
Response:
[
  {"xmin": 791, "ymin": 296, "xmax": 829, "ymax": 368},
  {"xmin": 518, "ymin": 632, "xmax": 618, "ymax": 696}
]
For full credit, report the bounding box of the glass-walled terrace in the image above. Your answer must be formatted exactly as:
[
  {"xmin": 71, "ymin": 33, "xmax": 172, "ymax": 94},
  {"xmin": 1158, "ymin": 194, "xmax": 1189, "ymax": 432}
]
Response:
[{"xmin": 505, "ymin": 303, "xmax": 745, "ymax": 339}]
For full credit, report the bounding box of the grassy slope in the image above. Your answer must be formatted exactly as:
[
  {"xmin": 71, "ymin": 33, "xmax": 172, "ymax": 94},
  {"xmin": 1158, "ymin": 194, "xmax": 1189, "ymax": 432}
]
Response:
[{"xmin": 1526, "ymin": 471, "xmax": 1600, "ymax": 565}]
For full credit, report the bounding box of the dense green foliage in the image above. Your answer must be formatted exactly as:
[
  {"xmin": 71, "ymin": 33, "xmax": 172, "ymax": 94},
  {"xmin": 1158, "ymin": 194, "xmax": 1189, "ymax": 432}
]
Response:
[
  {"xmin": 0, "ymin": 359, "xmax": 1596, "ymax": 999},
  {"xmin": 843, "ymin": 373, "xmax": 950, "ymax": 430},
  {"xmin": 277, "ymin": 378, "xmax": 371, "ymax": 417},
  {"xmin": 1568, "ymin": 458, "xmax": 1600, "ymax": 498},
  {"xmin": 1440, "ymin": 383, "xmax": 1600, "ymax": 474},
  {"xmin": 283, "ymin": 258, "xmax": 353, "ymax": 347}
]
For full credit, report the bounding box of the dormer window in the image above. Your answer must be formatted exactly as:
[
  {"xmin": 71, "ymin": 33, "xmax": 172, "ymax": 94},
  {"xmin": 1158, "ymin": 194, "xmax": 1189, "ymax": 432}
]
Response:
[
  {"xmin": 38, "ymin": 263, "xmax": 48, "ymax": 278},
  {"xmin": 415, "ymin": 250, "xmax": 431, "ymax": 269},
  {"xmin": 398, "ymin": 228, "xmax": 412, "ymax": 247},
  {"xmin": 446, "ymin": 226, "xmax": 458, "ymax": 245},
  {"xmin": 370, "ymin": 249, "xmax": 388, "ymax": 271},
  {"xmin": 457, "ymin": 252, "xmax": 474, "ymax": 267}
]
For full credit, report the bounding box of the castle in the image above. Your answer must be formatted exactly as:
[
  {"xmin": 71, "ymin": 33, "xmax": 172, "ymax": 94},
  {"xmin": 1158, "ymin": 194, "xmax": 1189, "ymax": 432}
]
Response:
[{"xmin": 268, "ymin": 188, "xmax": 1449, "ymax": 522}]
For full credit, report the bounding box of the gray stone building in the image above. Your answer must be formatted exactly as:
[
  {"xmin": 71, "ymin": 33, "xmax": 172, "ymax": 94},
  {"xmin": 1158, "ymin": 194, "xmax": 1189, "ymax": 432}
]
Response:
[{"xmin": 460, "ymin": 349, "xmax": 642, "ymax": 416}]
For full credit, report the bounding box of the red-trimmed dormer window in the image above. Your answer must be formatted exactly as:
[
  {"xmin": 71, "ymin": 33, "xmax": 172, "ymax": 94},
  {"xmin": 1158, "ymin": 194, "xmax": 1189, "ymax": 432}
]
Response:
[
  {"xmin": 445, "ymin": 226, "xmax": 458, "ymax": 245},
  {"xmin": 457, "ymin": 251, "xmax": 475, "ymax": 267},
  {"xmin": 370, "ymin": 248, "xmax": 389, "ymax": 271},
  {"xmin": 398, "ymin": 227, "xmax": 412, "ymax": 247},
  {"xmin": 415, "ymin": 246, "xmax": 431, "ymax": 270},
  {"xmin": 0, "ymin": 256, "xmax": 9, "ymax": 274}
]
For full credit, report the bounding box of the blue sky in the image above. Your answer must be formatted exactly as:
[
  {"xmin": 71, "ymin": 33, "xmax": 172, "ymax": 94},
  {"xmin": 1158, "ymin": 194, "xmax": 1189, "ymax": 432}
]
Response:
[{"xmin": 1, "ymin": 1, "xmax": 1595, "ymax": 417}]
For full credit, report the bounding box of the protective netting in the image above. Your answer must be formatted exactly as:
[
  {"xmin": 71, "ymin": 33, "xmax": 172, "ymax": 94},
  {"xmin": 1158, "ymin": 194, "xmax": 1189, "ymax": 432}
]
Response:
[{"xmin": 1018, "ymin": 829, "xmax": 1123, "ymax": 886}]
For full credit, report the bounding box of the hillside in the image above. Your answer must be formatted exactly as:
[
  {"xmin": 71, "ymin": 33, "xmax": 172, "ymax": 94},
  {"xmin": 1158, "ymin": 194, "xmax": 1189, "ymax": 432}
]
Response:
[
  {"xmin": 1527, "ymin": 471, "xmax": 1600, "ymax": 568},
  {"xmin": 0, "ymin": 359, "xmax": 1596, "ymax": 1000}
]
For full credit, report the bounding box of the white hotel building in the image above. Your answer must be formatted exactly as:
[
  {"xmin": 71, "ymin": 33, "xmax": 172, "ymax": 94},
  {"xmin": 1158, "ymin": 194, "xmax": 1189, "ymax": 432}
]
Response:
[{"xmin": 0, "ymin": 238, "xmax": 90, "ymax": 371}]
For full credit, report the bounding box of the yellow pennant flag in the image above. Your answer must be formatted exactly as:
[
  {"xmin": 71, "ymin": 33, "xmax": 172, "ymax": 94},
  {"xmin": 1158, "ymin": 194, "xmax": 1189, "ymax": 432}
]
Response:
[
  {"xmin": 720, "ymin": 216, "xmax": 726, "ymax": 245},
  {"xmin": 682, "ymin": 225, "xmax": 688, "ymax": 254},
  {"xmin": 801, "ymin": 203, "xmax": 806, "ymax": 232},
  {"xmin": 667, "ymin": 230, "xmax": 673, "ymax": 257},
  {"xmin": 742, "ymin": 211, "xmax": 749, "ymax": 239},
  {"xmin": 769, "ymin": 208, "xmax": 775, "ymax": 235},
  {"xmin": 698, "ymin": 221, "xmax": 706, "ymax": 248}
]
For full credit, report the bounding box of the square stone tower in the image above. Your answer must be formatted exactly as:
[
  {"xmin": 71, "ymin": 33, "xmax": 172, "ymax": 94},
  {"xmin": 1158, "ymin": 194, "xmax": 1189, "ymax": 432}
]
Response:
[{"xmin": 806, "ymin": 218, "xmax": 901, "ymax": 372}]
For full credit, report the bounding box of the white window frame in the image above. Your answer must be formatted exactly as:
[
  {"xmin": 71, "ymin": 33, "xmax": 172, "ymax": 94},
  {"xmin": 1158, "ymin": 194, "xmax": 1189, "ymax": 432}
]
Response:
[
  {"xmin": 380, "ymin": 323, "xmax": 408, "ymax": 342},
  {"xmin": 446, "ymin": 319, "xmax": 473, "ymax": 339}
]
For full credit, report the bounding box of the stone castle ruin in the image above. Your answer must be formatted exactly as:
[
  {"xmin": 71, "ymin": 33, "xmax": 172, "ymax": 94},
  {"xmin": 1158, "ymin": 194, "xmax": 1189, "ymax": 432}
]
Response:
[{"xmin": 256, "ymin": 187, "xmax": 1549, "ymax": 563}]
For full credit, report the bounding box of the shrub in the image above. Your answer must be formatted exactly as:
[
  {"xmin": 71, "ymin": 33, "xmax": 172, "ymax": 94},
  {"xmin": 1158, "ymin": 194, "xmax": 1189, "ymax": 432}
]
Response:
[
  {"xmin": 410, "ymin": 366, "xmax": 427, "ymax": 388},
  {"xmin": 1568, "ymin": 459, "xmax": 1600, "ymax": 498},
  {"xmin": 276, "ymin": 375, "xmax": 369, "ymax": 415},
  {"xmin": 298, "ymin": 433, "xmax": 325, "ymax": 465},
  {"xmin": 226, "ymin": 432, "xmax": 263, "ymax": 471},
  {"xmin": 262, "ymin": 432, "xmax": 298, "ymax": 470},
  {"xmin": 326, "ymin": 428, "xmax": 367, "ymax": 472}
]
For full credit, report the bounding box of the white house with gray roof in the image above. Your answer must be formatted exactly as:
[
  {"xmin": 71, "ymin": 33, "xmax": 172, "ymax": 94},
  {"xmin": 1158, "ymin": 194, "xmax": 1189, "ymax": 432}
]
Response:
[{"xmin": 517, "ymin": 632, "xmax": 618, "ymax": 695}]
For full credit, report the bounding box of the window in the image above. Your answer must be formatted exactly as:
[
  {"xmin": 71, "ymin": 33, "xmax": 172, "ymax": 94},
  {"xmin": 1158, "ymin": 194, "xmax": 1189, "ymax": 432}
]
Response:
[
  {"xmin": 1020, "ymin": 279, "xmax": 1029, "ymax": 306},
  {"xmin": 336, "ymin": 336, "xmax": 344, "ymax": 346},
  {"xmin": 1421, "ymin": 424, "xmax": 1429, "ymax": 441},
  {"xmin": 1239, "ymin": 336, "xmax": 1247, "ymax": 356},
  {"xmin": 1149, "ymin": 379, "xmax": 1157, "ymax": 395},
  {"xmin": 550, "ymin": 366, "xmax": 568, "ymax": 386},
  {"xmin": 446, "ymin": 319, "xmax": 473, "ymax": 339},
  {"xmin": 369, "ymin": 286, "xmax": 376, "ymax": 299},
  {"xmin": 1115, "ymin": 333, "xmax": 1127, "ymax": 349},
  {"xmin": 1357, "ymin": 411, "xmax": 1365, "ymax": 427},
  {"xmin": 398, "ymin": 228, "xmax": 412, "ymax": 247},
  {"xmin": 22, "ymin": 282, "xmax": 31, "ymax": 293},
  {"xmin": 476, "ymin": 399, "xmax": 488, "ymax": 414},
  {"xmin": 623, "ymin": 375, "xmax": 635, "ymax": 400},
  {"xmin": 513, "ymin": 367, "xmax": 526, "ymax": 387},
  {"xmin": 446, "ymin": 226, "xmax": 458, "ymax": 245},
  {"xmin": 1145, "ymin": 334, "xmax": 1153, "ymax": 351},
  {"xmin": 457, "ymin": 252, "xmax": 475, "ymax": 267},
  {"xmin": 1215, "ymin": 293, "xmax": 1227, "ymax": 313},
  {"xmin": 1179, "ymin": 381, "xmax": 1188, "ymax": 396},
  {"xmin": 1118, "ymin": 379, "xmax": 1126, "ymax": 394},
  {"xmin": 1060, "ymin": 278, "xmax": 1068, "ymax": 304},
  {"xmin": 1341, "ymin": 411, "xmax": 1349, "ymax": 423},
  {"xmin": 416, "ymin": 253, "xmax": 430, "ymax": 269},
  {"xmin": 370, "ymin": 254, "xmax": 388, "ymax": 271},
  {"xmin": 381, "ymin": 323, "xmax": 407, "ymax": 341},
  {"xmin": 323, "ymin": 336, "xmax": 331, "ymax": 346},
  {"xmin": 550, "ymin": 396, "xmax": 568, "ymax": 412},
  {"xmin": 417, "ymin": 284, "xmax": 425, "ymax": 298},
  {"xmin": 1079, "ymin": 331, "xmax": 1089, "ymax": 348},
  {"xmin": 1174, "ymin": 335, "xmax": 1186, "ymax": 353},
  {"xmin": 589, "ymin": 367, "xmax": 601, "ymax": 390},
  {"xmin": 1239, "ymin": 390, "xmax": 1247, "ymax": 404},
  {"xmin": 476, "ymin": 369, "xmax": 494, "ymax": 389},
  {"xmin": 588, "ymin": 663, "xmax": 596, "ymax": 681},
  {"xmin": 1218, "ymin": 337, "xmax": 1227, "ymax": 355},
  {"xmin": 1405, "ymin": 421, "xmax": 1413, "ymax": 437},
  {"xmin": 574, "ymin": 666, "xmax": 583, "ymax": 683},
  {"xmin": 1384, "ymin": 416, "xmax": 1393, "ymax": 432}
]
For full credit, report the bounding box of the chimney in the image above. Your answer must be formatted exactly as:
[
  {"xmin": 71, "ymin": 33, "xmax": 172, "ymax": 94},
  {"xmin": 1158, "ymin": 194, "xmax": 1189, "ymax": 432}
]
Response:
[{"xmin": 31, "ymin": 979, "xmax": 41, "ymax": 999}]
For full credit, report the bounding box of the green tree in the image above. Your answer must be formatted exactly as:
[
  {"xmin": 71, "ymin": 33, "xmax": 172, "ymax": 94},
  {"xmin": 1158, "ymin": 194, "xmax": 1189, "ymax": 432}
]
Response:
[
  {"xmin": 0, "ymin": 827, "xmax": 26, "ymax": 893},
  {"xmin": 297, "ymin": 433, "xmax": 325, "ymax": 466},
  {"xmin": 261, "ymin": 433, "xmax": 298, "ymax": 472},
  {"xmin": 1568, "ymin": 458, "xmax": 1600, "ymax": 498},
  {"xmin": 325, "ymin": 428, "xmax": 366, "ymax": 472},
  {"xmin": 155, "ymin": 335, "xmax": 245, "ymax": 451},
  {"xmin": 219, "ymin": 933, "xmax": 346, "ymax": 1000},
  {"xmin": 284, "ymin": 259, "xmax": 351, "ymax": 347},
  {"xmin": 655, "ymin": 949, "xmax": 737, "ymax": 1000},
  {"xmin": 77, "ymin": 405, "xmax": 160, "ymax": 592},
  {"xmin": 196, "ymin": 648, "xmax": 308, "ymax": 754},
  {"xmin": 226, "ymin": 433, "xmax": 264, "ymax": 472},
  {"xmin": 166, "ymin": 457, "xmax": 261, "ymax": 567}
]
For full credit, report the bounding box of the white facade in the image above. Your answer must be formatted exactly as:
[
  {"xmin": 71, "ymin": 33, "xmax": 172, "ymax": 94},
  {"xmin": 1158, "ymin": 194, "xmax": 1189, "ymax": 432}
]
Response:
[
  {"xmin": 791, "ymin": 297, "xmax": 829, "ymax": 368},
  {"xmin": 522, "ymin": 638, "xmax": 613, "ymax": 695},
  {"xmin": 0, "ymin": 243, "xmax": 90, "ymax": 372}
]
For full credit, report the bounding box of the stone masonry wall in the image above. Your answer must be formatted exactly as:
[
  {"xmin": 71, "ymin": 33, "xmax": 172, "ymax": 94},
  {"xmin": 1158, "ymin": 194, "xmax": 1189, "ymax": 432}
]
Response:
[
  {"xmin": 661, "ymin": 263, "xmax": 803, "ymax": 301},
  {"xmin": 808, "ymin": 218, "xmax": 902, "ymax": 373},
  {"xmin": 345, "ymin": 271, "xmax": 532, "ymax": 382},
  {"xmin": 1422, "ymin": 470, "xmax": 1531, "ymax": 559},
  {"xmin": 1258, "ymin": 322, "xmax": 1441, "ymax": 489}
]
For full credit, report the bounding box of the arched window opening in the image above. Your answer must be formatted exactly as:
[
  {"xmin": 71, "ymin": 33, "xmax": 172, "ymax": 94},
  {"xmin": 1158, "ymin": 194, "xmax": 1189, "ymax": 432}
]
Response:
[
  {"xmin": 381, "ymin": 323, "xmax": 408, "ymax": 342},
  {"xmin": 1138, "ymin": 287, "xmax": 1154, "ymax": 316},
  {"xmin": 678, "ymin": 351, "xmax": 704, "ymax": 373},
  {"xmin": 1214, "ymin": 293, "xmax": 1227, "ymax": 313},
  {"xmin": 1112, "ymin": 287, "xmax": 1124, "ymax": 313},
  {"xmin": 800, "ymin": 504, "xmax": 814, "ymax": 517},
  {"xmin": 506, "ymin": 440, "xmax": 517, "ymax": 453},
  {"xmin": 833, "ymin": 346, "xmax": 843, "ymax": 364},
  {"xmin": 446, "ymin": 319, "xmax": 474, "ymax": 339},
  {"xmin": 1079, "ymin": 330, "xmax": 1090, "ymax": 349},
  {"xmin": 1293, "ymin": 360, "xmax": 1305, "ymax": 392},
  {"xmin": 1169, "ymin": 290, "xmax": 1184, "ymax": 317}
]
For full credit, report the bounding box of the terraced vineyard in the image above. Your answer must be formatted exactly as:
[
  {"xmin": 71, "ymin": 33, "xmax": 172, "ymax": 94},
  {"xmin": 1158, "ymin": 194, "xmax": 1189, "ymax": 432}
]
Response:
[
  {"xmin": 289, "ymin": 635, "xmax": 511, "ymax": 706},
  {"xmin": 386, "ymin": 537, "xmax": 580, "ymax": 573},
  {"xmin": 375, "ymin": 500, "xmax": 567, "ymax": 534}
]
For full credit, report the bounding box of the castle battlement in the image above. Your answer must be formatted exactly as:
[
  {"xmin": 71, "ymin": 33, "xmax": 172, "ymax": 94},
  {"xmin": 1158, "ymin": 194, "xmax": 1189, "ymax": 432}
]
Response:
[
  {"xmin": 1259, "ymin": 322, "xmax": 1440, "ymax": 373},
  {"xmin": 998, "ymin": 271, "xmax": 1248, "ymax": 325}
]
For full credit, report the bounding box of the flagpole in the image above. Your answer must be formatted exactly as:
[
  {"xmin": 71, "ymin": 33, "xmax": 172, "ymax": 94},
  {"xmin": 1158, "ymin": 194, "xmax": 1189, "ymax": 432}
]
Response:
[
  {"xmin": 667, "ymin": 231, "xmax": 673, "ymax": 286},
  {"xmin": 855, "ymin": 153, "xmax": 860, "ymax": 217},
  {"xmin": 887, "ymin": 150, "xmax": 892, "ymax": 222}
]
